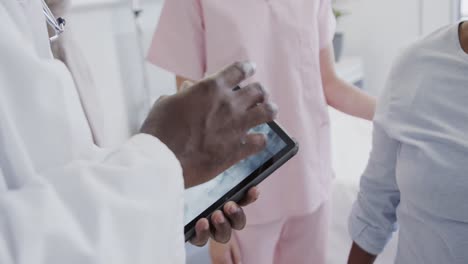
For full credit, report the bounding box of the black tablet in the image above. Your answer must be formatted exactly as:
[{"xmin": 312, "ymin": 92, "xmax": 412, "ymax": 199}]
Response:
[{"xmin": 184, "ymin": 121, "xmax": 298, "ymax": 241}]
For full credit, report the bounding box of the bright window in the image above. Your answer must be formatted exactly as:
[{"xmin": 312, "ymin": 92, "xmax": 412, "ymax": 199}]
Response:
[{"xmin": 462, "ymin": 0, "xmax": 468, "ymax": 18}]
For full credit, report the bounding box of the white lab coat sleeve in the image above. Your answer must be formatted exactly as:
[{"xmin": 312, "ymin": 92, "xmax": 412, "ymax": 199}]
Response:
[
  {"xmin": 0, "ymin": 134, "xmax": 185, "ymax": 264},
  {"xmin": 0, "ymin": 1, "xmax": 186, "ymax": 263}
]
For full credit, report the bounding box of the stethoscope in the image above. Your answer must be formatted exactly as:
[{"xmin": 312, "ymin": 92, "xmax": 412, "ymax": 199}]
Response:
[{"xmin": 42, "ymin": 0, "xmax": 66, "ymax": 41}]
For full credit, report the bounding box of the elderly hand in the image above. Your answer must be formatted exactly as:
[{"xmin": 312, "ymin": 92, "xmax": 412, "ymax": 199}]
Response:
[
  {"xmin": 140, "ymin": 61, "xmax": 277, "ymax": 188},
  {"xmin": 190, "ymin": 186, "xmax": 260, "ymax": 247}
]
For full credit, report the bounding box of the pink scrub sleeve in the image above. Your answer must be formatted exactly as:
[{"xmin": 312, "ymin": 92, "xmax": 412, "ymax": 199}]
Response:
[
  {"xmin": 318, "ymin": 0, "xmax": 337, "ymax": 50},
  {"xmin": 147, "ymin": 0, "xmax": 206, "ymax": 81}
]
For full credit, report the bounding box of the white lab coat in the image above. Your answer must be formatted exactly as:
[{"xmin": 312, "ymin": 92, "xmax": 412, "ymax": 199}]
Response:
[{"xmin": 0, "ymin": 0, "xmax": 186, "ymax": 263}]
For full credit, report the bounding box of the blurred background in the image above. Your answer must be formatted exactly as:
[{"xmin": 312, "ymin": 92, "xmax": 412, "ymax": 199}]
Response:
[{"xmin": 67, "ymin": 0, "xmax": 461, "ymax": 263}]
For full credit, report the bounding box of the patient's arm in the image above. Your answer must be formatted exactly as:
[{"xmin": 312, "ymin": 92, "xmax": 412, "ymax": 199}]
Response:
[
  {"xmin": 348, "ymin": 242, "xmax": 377, "ymax": 264},
  {"xmin": 320, "ymin": 45, "xmax": 376, "ymax": 121},
  {"xmin": 347, "ymin": 123, "xmax": 400, "ymax": 262}
]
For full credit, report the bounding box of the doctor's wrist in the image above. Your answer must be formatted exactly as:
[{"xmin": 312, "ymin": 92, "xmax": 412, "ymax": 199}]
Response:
[{"xmin": 137, "ymin": 130, "xmax": 196, "ymax": 189}]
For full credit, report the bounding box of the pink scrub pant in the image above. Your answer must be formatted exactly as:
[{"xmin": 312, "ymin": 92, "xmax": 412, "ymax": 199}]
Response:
[{"xmin": 235, "ymin": 201, "xmax": 330, "ymax": 264}]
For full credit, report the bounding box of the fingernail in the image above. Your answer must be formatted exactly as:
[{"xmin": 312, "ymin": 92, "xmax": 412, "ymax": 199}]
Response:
[
  {"xmin": 229, "ymin": 204, "xmax": 239, "ymax": 214},
  {"xmin": 242, "ymin": 61, "xmax": 256, "ymax": 76},
  {"xmin": 199, "ymin": 220, "xmax": 208, "ymax": 231},
  {"xmin": 216, "ymin": 215, "xmax": 225, "ymax": 224},
  {"xmin": 255, "ymin": 189, "xmax": 260, "ymax": 198},
  {"xmin": 269, "ymin": 103, "xmax": 279, "ymax": 118},
  {"xmin": 271, "ymin": 103, "xmax": 279, "ymax": 112}
]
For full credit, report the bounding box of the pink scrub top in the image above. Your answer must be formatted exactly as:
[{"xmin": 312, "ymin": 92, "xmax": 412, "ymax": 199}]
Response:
[{"xmin": 148, "ymin": 0, "xmax": 336, "ymax": 224}]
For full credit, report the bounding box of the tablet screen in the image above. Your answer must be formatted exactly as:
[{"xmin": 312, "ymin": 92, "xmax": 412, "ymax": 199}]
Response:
[{"xmin": 184, "ymin": 123, "xmax": 288, "ymax": 225}]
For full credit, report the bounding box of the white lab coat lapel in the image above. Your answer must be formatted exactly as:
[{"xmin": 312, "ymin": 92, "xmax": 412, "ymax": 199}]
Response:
[
  {"xmin": 19, "ymin": 0, "xmax": 54, "ymax": 58},
  {"xmin": 1, "ymin": 0, "xmax": 95, "ymax": 173}
]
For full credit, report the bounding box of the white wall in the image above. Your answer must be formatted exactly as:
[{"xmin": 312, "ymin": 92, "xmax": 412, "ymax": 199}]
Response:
[
  {"xmin": 423, "ymin": 0, "xmax": 458, "ymax": 34},
  {"xmin": 336, "ymin": 0, "xmax": 455, "ymax": 95}
]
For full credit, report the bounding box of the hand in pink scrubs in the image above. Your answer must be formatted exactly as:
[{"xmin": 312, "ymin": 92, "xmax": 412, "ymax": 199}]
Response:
[{"xmin": 148, "ymin": 1, "xmax": 375, "ymax": 263}]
